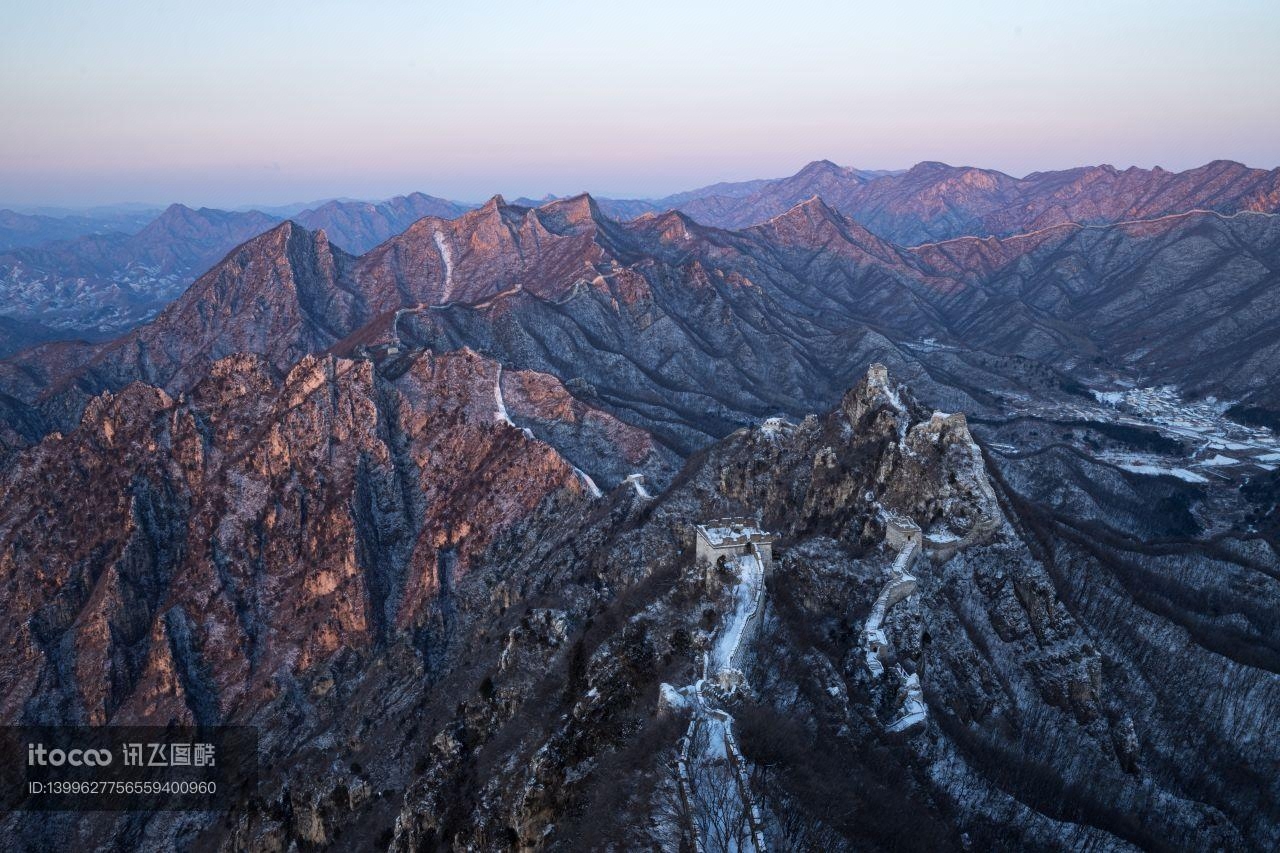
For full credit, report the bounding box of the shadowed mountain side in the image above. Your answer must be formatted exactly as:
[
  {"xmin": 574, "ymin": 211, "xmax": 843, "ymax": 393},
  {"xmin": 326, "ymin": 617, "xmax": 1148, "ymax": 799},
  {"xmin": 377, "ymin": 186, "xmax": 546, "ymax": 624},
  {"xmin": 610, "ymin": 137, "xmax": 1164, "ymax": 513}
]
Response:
[{"xmin": 906, "ymin": 210, "xmax": 1280, "ymax": 402}]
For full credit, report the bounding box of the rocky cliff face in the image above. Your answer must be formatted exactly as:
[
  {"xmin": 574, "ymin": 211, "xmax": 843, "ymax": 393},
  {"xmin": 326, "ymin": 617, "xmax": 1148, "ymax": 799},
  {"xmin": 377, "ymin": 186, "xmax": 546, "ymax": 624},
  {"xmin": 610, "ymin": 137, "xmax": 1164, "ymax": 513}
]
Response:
[
  {"xmin": 1, "ymin": 335, "xmax": 1275, "ymax": 852},
  {"xmin": 0, "ymin": 347, "xmax": 597, "ymax": 733}
]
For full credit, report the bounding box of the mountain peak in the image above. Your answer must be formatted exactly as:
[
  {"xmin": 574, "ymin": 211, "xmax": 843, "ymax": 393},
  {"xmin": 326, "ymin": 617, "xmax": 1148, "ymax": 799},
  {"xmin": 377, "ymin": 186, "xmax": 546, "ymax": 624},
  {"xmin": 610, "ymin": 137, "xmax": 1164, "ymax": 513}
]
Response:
[
  {"xmin": 632, "ymin": 208, "xmax": 701, "ymax": 246},
  {"xmin": 533, "ymin": 193, "xmax": 611, "ymax": 237},
  {"xmin": 546, "ymin": 191, "xmax": 598, "ymax": 215},
  {"xmin": 905, "ymin": 161, "xmax": 958, "ymax": 177},
  {"xmin": 765, "ymin": 194, "xmax": 844, "ymax": 228},
  {"xmin": 206, "ymin": 218, "xmax": 297, "ymax": 260},
  {"xmin": 755, "ymin": 193, "xmax": 903, "ymax": 261},
  {"xmin": 1198, "ymin": 159, "xmax": 1251, "ymax": 174},
  {"xmin": 796, "ymin": 159, "xmax": 844, "ymax": 176},
  {"xmin": 135, "ymin": 203, "xmax": 280, "ymax": 243},
  {"xmin": 148, "ymin": 202, "xmax": 204, "ymax": 228},
  {"xmin": 798, "ymin": 193, "xmax": 838, "ymax": 214}
]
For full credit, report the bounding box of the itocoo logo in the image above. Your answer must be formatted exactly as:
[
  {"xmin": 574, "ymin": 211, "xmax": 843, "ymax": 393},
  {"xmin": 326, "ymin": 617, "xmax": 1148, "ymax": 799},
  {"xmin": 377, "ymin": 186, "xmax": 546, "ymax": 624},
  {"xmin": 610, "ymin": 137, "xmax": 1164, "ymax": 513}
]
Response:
[{"xmin": 27, "ymin": 743, "xmax": 113, "ymax": 766}]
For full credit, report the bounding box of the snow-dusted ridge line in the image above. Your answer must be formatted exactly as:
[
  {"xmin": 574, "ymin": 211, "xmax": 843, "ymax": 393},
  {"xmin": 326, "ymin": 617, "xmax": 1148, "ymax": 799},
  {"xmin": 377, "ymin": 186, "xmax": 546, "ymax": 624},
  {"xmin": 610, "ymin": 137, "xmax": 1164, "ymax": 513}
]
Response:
[
  {"xmin": 887, "ymin": 668, "xmax": 927, "ymax": 732},
  {"xmin": 711, "ymin": 552, "xmax": 764, "ymax": 676},
  {"xmin": 492, "ymin": 363, "xmax": 605, "ymax": 500},
  {"xmin": 863, "ymin": 539, "xmax": 919, "ymax": 679}
]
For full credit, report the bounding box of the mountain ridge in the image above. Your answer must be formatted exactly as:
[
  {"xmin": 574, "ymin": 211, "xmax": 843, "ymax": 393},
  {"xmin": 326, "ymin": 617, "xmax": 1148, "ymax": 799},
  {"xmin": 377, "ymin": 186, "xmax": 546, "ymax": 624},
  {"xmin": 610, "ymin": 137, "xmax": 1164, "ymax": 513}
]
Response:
[
  {"xmin": 4, "ymin": 158, "xmax": 1277, "ymax": 353},
  {"xmin": 5, "ymin": 192, "xmax": 1279, "ymax": 462}
]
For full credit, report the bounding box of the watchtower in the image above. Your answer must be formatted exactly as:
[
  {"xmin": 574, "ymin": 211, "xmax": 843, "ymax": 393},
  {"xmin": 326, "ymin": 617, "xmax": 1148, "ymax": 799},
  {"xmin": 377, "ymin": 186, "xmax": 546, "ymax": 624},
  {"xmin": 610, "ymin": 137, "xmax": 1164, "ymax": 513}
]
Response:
[
  {"xmin": 695, "ymin": 517, "xmax": 774, "ymax": 587},
  {"xmin": 883, "ymin": 512, "xmax": 922, "ymax": 552}
]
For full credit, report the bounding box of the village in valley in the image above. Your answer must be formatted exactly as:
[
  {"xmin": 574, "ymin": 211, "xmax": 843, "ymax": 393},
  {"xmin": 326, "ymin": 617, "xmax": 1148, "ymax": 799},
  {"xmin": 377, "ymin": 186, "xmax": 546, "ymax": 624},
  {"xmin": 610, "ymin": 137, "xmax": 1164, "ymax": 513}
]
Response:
[{"xmin": 990, "ymin": 382, "xmax": 1280, "ymax": 484}]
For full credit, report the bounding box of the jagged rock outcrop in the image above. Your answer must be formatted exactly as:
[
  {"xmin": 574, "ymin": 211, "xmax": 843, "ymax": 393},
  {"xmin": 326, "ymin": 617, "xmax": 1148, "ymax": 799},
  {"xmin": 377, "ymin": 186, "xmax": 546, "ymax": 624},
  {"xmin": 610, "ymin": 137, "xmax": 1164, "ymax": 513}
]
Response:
[
  {"xmin": 373, "ymin": 365, "xmax": 1274, "ymax": 851},
  {"xmin": 1, "ymin": 357, "xmax": 1274, "ymax": 851}
]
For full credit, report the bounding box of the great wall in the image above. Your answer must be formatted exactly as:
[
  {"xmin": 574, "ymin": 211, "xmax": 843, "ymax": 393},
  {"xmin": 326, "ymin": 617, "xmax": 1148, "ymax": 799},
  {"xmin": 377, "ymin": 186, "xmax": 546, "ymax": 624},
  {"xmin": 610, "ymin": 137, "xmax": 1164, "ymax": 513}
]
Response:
[{"xmin": 660, "ymin": 367, "xmax": 1003, "ymax": 850}]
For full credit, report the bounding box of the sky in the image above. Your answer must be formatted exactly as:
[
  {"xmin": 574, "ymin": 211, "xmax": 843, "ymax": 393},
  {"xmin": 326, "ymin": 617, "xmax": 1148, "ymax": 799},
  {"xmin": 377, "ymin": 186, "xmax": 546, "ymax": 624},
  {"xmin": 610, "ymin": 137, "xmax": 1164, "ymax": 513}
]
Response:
[{"xmin": 2, "ymin": 0, "xmax": 1278, "ymax": 208}]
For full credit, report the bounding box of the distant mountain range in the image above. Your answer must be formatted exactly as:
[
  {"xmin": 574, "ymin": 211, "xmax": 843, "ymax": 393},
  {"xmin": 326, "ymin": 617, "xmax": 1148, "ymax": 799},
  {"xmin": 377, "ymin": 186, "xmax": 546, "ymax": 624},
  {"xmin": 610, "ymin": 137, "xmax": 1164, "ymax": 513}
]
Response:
[
  {"xmin": 2, "ymin": 159, "xmax": 1277, "ymax": 355},
  {"xmin": 3, "ymin": 187, "xmax": 1277, "ymax": 464},
  {"xmin": 292, "ymin": 192, "xmax": 473, "ymax": 252},
  {"xmin": 0, "ymin": 206, "xmax": 160, "ymax": 251},
  {"xmin": 602, "ymin": 158, "xmax": 1280, "ymax": 241},
  {"xmin": 0, "ymin": 204, "xmax": 281, "ymax": 339}
]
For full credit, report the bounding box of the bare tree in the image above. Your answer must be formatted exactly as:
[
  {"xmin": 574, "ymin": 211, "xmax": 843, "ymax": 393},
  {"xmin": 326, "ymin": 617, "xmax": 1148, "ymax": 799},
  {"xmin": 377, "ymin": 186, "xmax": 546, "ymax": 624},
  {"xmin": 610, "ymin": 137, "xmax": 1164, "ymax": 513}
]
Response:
[
  {"xmin": 653, "ymin": 753, "xmax": 697, "ymax": 853},
  {"xmin": 685, "ymin": 723, "xmax": 752, "ymax": 853}
]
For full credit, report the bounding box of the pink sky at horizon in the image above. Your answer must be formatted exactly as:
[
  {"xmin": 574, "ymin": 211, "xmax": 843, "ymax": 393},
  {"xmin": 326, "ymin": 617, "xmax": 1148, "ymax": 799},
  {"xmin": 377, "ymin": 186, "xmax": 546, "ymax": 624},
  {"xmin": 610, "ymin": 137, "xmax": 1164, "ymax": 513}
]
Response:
[{"xmin": 2, "ymin": 0, "xmax": 1277, "ymax": 208}]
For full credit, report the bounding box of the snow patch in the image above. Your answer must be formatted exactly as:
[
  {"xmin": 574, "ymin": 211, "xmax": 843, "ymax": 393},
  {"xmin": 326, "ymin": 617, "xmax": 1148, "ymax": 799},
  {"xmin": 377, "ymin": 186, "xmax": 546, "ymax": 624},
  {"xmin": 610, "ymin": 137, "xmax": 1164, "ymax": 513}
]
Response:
[
  {"xmin": 659, "ymin": 683, "xmax": 689, "ymax": 711},
  {"xmin": 493, "ymin": 366, "xmax": 514, "ymax": 426},
  {"xmin": 711, "ymin": 554, "xmax": 764, "ymax": 674},
  {"xmin": 863, "ymin": 541, "xmax": 919, "ymax": 678},
  {"xmin": 1198, "ymin": 454, "xmax": 1240, "ymax": 467},
  {"xmin": 1116, "ymin": 463, "xmax": 1209, "ymax": 483},
  {"xmin": 887, "ymin": 670, "xmax": 928, "ymax": 732},
  {"xmin": 433, "ymin": 230, "xmax": 454, "ymax": 301}
]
